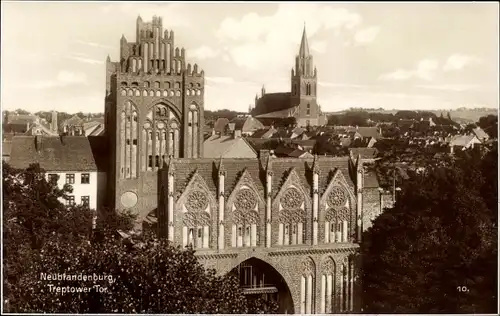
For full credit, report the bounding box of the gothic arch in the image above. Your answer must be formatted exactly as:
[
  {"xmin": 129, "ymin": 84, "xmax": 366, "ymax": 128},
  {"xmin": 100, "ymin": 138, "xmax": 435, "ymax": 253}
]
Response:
[
  {"xmin": 120, "ymin": 100, "xmax": 139, "ymax": 179},
  {"xmin": 144, "ymin": 99, "xmax": 182, "ymax": 120}
]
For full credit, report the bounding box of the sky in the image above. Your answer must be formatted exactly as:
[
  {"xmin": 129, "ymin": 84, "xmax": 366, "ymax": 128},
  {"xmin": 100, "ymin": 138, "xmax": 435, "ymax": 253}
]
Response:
[{"xmin": 1, "ymin": 1, "xmax": 499, "ymax": 114}]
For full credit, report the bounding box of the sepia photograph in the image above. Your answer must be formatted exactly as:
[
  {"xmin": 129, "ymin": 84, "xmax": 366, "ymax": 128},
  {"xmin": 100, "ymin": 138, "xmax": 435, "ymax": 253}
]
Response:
[{"xmin": 1, "ymin": 1, "xmax": 498, "ymax": 314}]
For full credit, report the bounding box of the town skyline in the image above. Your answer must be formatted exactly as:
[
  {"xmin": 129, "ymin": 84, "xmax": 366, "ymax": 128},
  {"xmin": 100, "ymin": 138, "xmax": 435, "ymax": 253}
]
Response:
[{"xmin": 1, "ymin": 1, "xmax": 499, "ymax": 113}]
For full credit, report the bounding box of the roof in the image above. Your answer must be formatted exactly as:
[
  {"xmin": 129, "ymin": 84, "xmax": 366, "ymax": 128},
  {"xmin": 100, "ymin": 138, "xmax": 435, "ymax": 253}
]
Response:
[
  {"xmin": 25, "ymin": 122, "xmax": 58, "ymax": 136},
  {"xmin": 252, "ymin": 92, "xmax": 292, "ymax": 117},
  {"xmin": 256, "ymin": 106, "xmax": 297, "ymax": 119},
  {"xmin": 349, "ymin": 148, "xmax": 379, "ymax": 160},
  {"xmin": 251, "ymin": 127, "xmax": 277, "ymax": 139},
  {"xmin": 363, "ymin": 170, "xmax": 380, "ymax": 188},
  {"xmin": 62, "ymin": 114, "xmax": 84, "ymax": 127},
  {"xmin": 213, "ymin": 118, "xmax": 230, "ymax": 133},
  {"xmin": 230, "ymin": 116, "xmax": 265, "ymax": 132},
  {"xmin": 356, "ymin": 127, "xmax": 381, "ymax": 139},
  {"xmin": 203, "ymin": 135, "xmax": 257, "ymax": 158},
  {"xmin": 9, "ymin": 136, "xmax": 98, "ymax": 171},
  {"xmin": 299, "ymin": 25, "xmax": 310, "ymax": 57},
  {"xmin": 166, "ymin": 156, "xmax": 365, "ymax": 200},
  {"xmin": 472, "ymin": 127, "xmax": 489, "ymax": 140},
  {"xmin": 450, "ymin": 135, "xmax": 479, "ymax": 147}
]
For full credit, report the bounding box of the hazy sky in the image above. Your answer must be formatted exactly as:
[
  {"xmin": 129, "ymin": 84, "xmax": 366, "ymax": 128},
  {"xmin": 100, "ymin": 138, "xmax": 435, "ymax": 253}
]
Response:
[{"xmin": 1, "ymin": 1, "xmax": 499, "ymax": 114}]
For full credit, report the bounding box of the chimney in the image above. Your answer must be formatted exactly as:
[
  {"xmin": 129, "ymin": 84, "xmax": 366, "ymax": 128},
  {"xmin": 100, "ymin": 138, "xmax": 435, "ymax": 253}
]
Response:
[
  {"xmin": 228, "ymin": 123, "xmax": 235, "ymax": 133},
  {"xmin": 51, "ymin": 111, "xmax": 58, "ymax": 132},
  {"xmin": 35, "ymin": 135, "xmax": 42, "ymax": 152},
  {"xmin": 211, "ymin": 128, "xmax": 216, "ymax": 136},
  {"xmin": 233, "ymin": 129, "xmax": 242, "ymax": 139}
]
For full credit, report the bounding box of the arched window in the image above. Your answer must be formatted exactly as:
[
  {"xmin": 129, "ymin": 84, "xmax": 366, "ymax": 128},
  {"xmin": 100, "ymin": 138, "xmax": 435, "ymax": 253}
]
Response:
[
  {"xmin": 142, "ymin": 90, "xmax": 147, "ymax": 97},
  {"xmin": 163, "ymin": 90, "xmax": 168, "ymax": 97},
  {"xmin": 127, "ymin": 89, "xmax": 133, "ymax": 96},
  {"xmin": 175, "ymin": 82, "xmax": 181, "ymax": 89},
  {"xmin": 186, "ymin": 90, "xmax": 191, "ymax": 96},
  {"xmin": 196, "ymin": 90, "xmax": 201, "ymax": 96},
  {"xmin": 182, "ymin": 191, "xmax": 211, "ymax": 249},
  {"xmin": 300, "ymin": 258, "xmax": 316, "ymax": 314},
  {"xmin": 320, "ymin": 258, "xmax": 336, "ymax": 313},
  {"xmin": 120, "ymin": 81, "xmax": 128, "ymax": 87},
  {"xmin": 144, "ymin": 82, "xmax": 150, "ymax": 88},
  {"xmin": 149, "ymin": 90, "xmax": 154, "ymax": 97},
  {"xmin": 189, "ymin": 83, "xmax": 194, "ymax": 88},
  {"xmin": 121, "ymin": 89, "xmax": 127, "ymax": 96},
  {"xmin": 165, "ymin": 82, "xmax": 171, "ymax": 89},
  {"xmin": 156, "ymin": 90, "xmax": 161, "ymax": 97},
  {"xmin": 154, "ymin": 81, "xmax": 160, "ymax": 89},
  {"xmin": 169, "ymin": 90, "xmax": 174, "ymax": 96},
  {"xmin": 231, "ymin": 189, "xmax": 259, "ymax": 248},
  {"xmin": 278, "ymin": 187, "xmax": 305, "ymax": 245},
  {"xmin": 176, "ymin": 90, "xmax": 181, "ymax": 97},
  {"xmin": 324, "ymin": 187, "xmax": 350, "ymax": 243},
  {"xmin": 197, "ymin": 83, "xmax": 201, "ymax": 88},
  {"xmin": 135, "ymin": 89, "xmax": 140, "ymax": 96},
  {"xmin": 307, "ymin": 103, "xmax": 311, "ymax": 116}
]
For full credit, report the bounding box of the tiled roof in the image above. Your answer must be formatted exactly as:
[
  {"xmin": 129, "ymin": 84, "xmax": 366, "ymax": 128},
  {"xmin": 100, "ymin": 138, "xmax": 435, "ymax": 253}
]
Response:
[
  {"xmin": 169, "ymin": 156, "xmax": 358, "ymax": 200},
  {"xmin": 62, "ymin": 114, "xmax": 84, "ymax": 127},
  {"xmin": 230, "ymin": 116, "xmax": 265, "ymax": 132},
  {"xmin": 251, "ymin": 127, "xmax": 277, "ymax": 139},
  {"xmin": 252, "ymin": 92, "xmax": 292, "ymax": 116},
  {"xmin": 356, "ymin": 127, "xmax": 381, "ymax": 139},
  {"xmin": 9, "ymin": 136, "xmax": 98, "ymax": 171},
  {"xmin": 472, "ymin": 127, "xmax": 489, "ymax": 140},
  {"xmin": 363, "ymin": 170, "xmax": 380, "ymax": 188},
  {"xmin": 450, "ymin": 135, "xmax": 478, "ymax": 147},
  {"xmin": 203, "ymin": 135, "xmax": 257, "ymax": 158},
  {"xmin": 256, "ymin": 107, "xmax": 297, "ymax": 119}
]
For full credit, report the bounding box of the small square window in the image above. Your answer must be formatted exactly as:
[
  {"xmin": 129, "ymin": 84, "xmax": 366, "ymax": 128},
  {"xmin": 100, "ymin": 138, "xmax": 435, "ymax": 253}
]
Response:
[
  {"xmin": 81, "ymin": 173, "xmax": 90, "ymax": 184},
  {"xmin": 66, "ymin": 174, "xmax": 75, "ymax": 184}
]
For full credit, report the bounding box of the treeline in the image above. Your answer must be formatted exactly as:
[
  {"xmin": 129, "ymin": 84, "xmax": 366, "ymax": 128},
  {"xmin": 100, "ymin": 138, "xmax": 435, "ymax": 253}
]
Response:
[
  {"xmin": 327, "ymin": 110, "xmax": 457, "ymax": 127},
  {"xmin": 205, "ymin": 109, "xmax": 244, "ymax": 125}
]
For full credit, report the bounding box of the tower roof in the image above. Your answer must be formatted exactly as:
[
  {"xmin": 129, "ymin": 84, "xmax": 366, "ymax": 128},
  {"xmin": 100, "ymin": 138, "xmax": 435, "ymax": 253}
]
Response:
[{"xmin": 299, "ymin": 24, "xmax": 310, "ymax": 57}]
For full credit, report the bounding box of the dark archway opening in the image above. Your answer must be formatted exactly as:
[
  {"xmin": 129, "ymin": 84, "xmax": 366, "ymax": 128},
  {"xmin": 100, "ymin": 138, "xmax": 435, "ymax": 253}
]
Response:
[{"xmin": 230, "ymin": 258, "xmax": 294, "ymax": 314}]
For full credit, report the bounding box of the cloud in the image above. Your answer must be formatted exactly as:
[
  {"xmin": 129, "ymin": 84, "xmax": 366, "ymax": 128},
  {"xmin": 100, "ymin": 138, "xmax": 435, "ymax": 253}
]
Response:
[
  {"xmin": 66, "ymin": 55, "xmax": 104, "ymax": 65},
  {"xmin": 354, "ymin": 26, "xmax": 380, "ymax": 44},
  {"xmin": 215, "ymin": 3, "xmax": 366, "ymax": 72},
  {"xmin": 75, "ymin": 40, "xmax": 112, "ymax": 49},
  {"xmin": 189, "ymin": 45, "xmax": 220, "ymax": 60},
  {"xmin": 311, "ymin": 40, "xmax": 328, "ymax": 54},
  {"xmin": 379, "ymin": 59, "xmax": 439, "ymax": 81},
  {"xmin": 443, "ymin": 54, "xmax": 482, "ymax": 71},
  {"xmin": 31, "ymin": 71, "xmax": 88, "ymax": 89},
  {"xmin": 415, "ymin": 84, "xmax": 484, "ymax": 92}
]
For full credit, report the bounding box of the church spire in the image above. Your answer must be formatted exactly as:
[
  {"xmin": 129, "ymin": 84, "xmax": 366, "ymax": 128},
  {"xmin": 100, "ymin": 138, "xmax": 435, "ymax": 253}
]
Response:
[{"xmin": 299, "ymin": 23, "xmax": 310, "ymax": 57}]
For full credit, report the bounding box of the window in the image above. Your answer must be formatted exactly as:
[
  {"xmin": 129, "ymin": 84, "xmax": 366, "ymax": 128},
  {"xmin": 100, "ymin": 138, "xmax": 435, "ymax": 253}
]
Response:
[
  {"xmin": 126, "ymin": 139, "xmax": 130, "ymax": 145},
  {"xmin": 66, "ymin": 195, "xmax": 75, "ymax": 206},
  {"xmin": 148, "ymin": 155, "xmax": 153, "ymax": 169},
  {"xmin": 132, "ymin": 139, "xmax": 137, "ymax": 145},
  {"xmin": 154, "ymin": 81, "xmax": 160, "ymax": 89},
  {"xmin": 66, "ymin": 174, "xmax": 75, "ymax": 184},
  {"xmin": 81, "ymin": 196, "xmax": 90, "ymax": 206},
  {"xmin": 155, "ymin": 155, "xmax": 160, "ymax": 167},
  {"xmin": 144, "ymin": 82, "xmax": 150, "ymax": 88},
  {"xmin": 307, "ymin": 103, "xmax": 311, "ymax": 116},
  {"xmin": 48, "ymin": 173, "xmax": 58, "ymax": 182},
  {"xmin": 81, "ymin": 173, "xmax": 90, "ymax": 184}
]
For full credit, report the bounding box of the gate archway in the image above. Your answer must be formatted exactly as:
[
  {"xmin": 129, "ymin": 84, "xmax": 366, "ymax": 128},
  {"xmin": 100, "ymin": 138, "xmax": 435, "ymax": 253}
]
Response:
[{"xmin": 229, "ymin": 257, "xmax": 294, "ymax": 314}]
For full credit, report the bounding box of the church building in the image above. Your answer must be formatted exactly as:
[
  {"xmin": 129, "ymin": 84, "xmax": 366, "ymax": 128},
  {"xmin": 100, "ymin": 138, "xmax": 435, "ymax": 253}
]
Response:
[{"xmin": 251, "ymin": 26, "xmax": 328, "ymax": 127}]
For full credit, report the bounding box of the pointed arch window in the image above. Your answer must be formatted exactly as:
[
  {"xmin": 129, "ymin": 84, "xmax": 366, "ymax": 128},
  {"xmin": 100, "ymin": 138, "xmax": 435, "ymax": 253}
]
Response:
[
  {"xmin": 320, "ymin": 259, "xmax": 336, "ymax": 313},
  {"xmin": 278, "ymin": 187, "xmax": 305, "ymax": 246},
  {"xmin": 231, "ymin": 188, "xmax": 259, "ymax": 248},
  {"xmin": 182, "ymin": 191, "xmax": 211, "ymax": 249},
  {"xmin": 300, "ymin": 258, "xmax": 316, "ymax": 314}
]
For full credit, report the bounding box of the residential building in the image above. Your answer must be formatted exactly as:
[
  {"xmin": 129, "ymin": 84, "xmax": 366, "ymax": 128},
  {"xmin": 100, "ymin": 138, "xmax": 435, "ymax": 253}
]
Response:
[
  {"xmin": 230, "ymin": 116, "xmax": 265, "ymax": 136},
  {"xmin": 8, "ymin": 135, "xmax": 107, "ymax": 211},
  {"xmin": 449, "ymin": 134, "xmax": 482, "ymax": 153}
]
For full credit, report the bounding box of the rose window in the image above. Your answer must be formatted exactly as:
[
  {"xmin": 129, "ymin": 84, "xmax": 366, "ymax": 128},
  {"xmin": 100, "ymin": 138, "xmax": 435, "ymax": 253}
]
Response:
[
  {"xmin": 185, "ymin": 190, "xmax": 208, "ymax": 212},
  {"xmin": 328, "ymin": 187, "xmax": 347, "ymax": 207},
  {"xmin": 235, "ymin": 189, "xmax": 257, "ymax": 210},
  {"xmin": 280, "ymin": 187, "xmax": 303, "ymax": 209}
]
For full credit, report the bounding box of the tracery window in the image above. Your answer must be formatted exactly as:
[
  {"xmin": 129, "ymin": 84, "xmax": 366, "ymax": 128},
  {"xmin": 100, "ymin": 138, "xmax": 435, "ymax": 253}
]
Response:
[
  {"xmin": 278, "ymin": 187, "xmax": 305, "ymax": 245},
  {"xmin": 182, "ymin": 190, "xmax": 211, "ymax": 249},
  {"xmin": 232, "ymin": 188, "xmax": 259, "ymax": 248}
]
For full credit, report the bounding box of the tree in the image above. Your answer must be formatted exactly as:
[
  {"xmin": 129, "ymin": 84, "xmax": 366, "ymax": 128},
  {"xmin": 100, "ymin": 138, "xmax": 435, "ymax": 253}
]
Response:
[
  {"xmin": 360, "ymin": 147, "xmax": 497, "ymax": 313},
  {"xmin": 3, "ymin": 163, "xmax": 278, "ymax": 314}
]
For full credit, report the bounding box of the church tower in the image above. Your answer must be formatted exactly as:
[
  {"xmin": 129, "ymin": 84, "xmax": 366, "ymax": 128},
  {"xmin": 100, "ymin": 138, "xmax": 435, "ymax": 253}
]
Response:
[
  {"xmin": 290, "ymin": 25, "xmax": 320, "ymax": 127},
  {"xmin": 104, "ymin": 15, "xmax": 205, "ymax": 216}
]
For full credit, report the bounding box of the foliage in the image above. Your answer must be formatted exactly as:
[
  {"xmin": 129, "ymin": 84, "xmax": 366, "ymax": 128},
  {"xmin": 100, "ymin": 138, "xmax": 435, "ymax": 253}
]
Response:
[
  {"xmin": 313, "ymin": 134, "xmax": 349, "ymax": 156},
  {"xmin": 3, "ymin": 163, "xmax": 277, "ymax": 314},
  {"xmin": 361, "ymin": 146, "xmax": 497, "ymax": 313},
  {"xmin": 478, "ymin": 114, "xmax": 498, "ymax": 138}
]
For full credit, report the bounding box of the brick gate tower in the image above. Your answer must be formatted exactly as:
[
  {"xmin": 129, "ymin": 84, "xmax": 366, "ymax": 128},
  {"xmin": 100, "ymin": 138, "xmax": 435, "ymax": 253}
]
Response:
[{"xmin": 104, "ymin": 16, "xmax": 205, "ymax": 218}]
